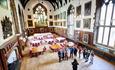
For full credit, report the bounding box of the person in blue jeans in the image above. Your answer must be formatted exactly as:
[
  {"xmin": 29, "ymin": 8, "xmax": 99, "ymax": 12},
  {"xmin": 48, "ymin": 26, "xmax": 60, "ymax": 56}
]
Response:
[
  {"xmin": 70, "ymin": 47, "xmax": 74, "ymax": 58},
  {"xmin": 89, "ymin": 50, "xmax": 94, "ymax": 64},
  {"xmin": 58, "ymin": 50, "xmax": 61, "ymax": 62}
]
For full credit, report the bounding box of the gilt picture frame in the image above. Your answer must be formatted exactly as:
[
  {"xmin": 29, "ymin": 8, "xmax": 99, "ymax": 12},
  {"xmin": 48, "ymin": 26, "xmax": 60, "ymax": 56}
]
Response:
[
  {"xmin": 76, "ymin": 5, "xmax": 81, "ymax": 17},
  {"xmin": 84, "ymin": 1, "xmax": 92, "ymax": 16},
  {"xmin": 83, "ymin": 18, "xmax": 91, "ymax": 29},
  {"xmin": 83, "ymin": 34, "xmax": 89, "ymax": 44}
]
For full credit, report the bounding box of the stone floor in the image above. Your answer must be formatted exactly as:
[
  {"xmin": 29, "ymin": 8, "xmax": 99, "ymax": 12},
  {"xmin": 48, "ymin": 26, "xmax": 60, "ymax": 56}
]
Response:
[{"xmin": 20, "ymin": 47, "xmax": 115, "ymax": 70}]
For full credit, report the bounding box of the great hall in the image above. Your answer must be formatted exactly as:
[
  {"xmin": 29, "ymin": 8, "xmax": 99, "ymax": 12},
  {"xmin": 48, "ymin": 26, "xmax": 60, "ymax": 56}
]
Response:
[{"xmin": 0, "ymin": 0, "xmax": 115, "ymax": 70}]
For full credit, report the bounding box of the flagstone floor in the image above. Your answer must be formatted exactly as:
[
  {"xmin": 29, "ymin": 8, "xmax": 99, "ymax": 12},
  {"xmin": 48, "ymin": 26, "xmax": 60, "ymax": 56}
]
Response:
[{"xmin": 20, "ymin": 47, "xmax": 115, "ymax": 70}]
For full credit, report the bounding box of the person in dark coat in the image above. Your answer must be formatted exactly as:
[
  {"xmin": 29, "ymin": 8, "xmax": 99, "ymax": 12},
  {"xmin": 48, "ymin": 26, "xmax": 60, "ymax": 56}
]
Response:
[
  {"xmin": 70, "ymin": 47, "xmax": 74, "ymax": 58},
  {"xmin": 83, "ymin": 48, "xmax": 87, "ymax": 59},
  {"xmin": 72, "ymin": 59, "xmax": 79, "ymax": 70},
  {"xmin": 85, "ymin": 50, "xmax": 90, "ymax": 62},
  {"xmin": 73, "ymin": 47, "xmax": 77, "ymax": 56},
  {"xmin": 89, "ymin": 50, "xmax": 94, "ymax": 64},
  {"xmin": 58, "ymin": 50, "xmax": 61, "ymax": 62}
]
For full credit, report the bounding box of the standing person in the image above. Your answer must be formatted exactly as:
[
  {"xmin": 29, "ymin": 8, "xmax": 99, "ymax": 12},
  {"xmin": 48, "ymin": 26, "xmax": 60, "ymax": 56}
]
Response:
[
  {"xmin": 58, "ymin": 50, "xmax": 61, "ymax": 62},
  {"xmin": 72, "ymin": 59, "xmax": 79, "ymax": 70},
  {"xmin": 43, "ymin": 46, "xmax": 46, "ymax": 54},
  {"xmin": 61, "ymin": 49, "xmax": 65, "ymax": 60},
  {"xmin": 70, "ymin": 47, "xmax": 74, "ymax": 58},
  {"xmin": 78, "ymin": 46, "xmax": 82, "ymax": 58},
  {"xmin": 83, "ymin": 47, "xmax": 87, "ymax": 59},
  {"xmin": 73, "ymin": 47, "xmax": 77, "ymax": 57},
  {"xmin": 85, "ymin": 50, "xmax": 90, "ymax": 62},
  {"xmin": 67, "ymin": 47, "xmax": 70, "ymax": 58},
  {"xmin": 64, "ymin": 47, "xmax": 68, "ymax": 60},
  {"xmin": 89, "ymin": 50, "xmax": 94, "ymax": 64}
]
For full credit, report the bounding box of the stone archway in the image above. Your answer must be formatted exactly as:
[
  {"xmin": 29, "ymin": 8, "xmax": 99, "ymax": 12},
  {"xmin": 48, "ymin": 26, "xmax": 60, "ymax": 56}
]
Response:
[{"xmin": 67, "ymin": 4, "xmax": 75, "ymax": 40}]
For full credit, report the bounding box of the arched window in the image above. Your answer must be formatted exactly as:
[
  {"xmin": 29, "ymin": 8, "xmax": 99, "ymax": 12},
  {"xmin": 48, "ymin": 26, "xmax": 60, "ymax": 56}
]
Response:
[
  {"xmin": 96, "ymin": 0, "xmax": 115, "ymax": 48},
  {"xmin": 33, "ymin": 4, "xmax": 47, "ymax": 27}
]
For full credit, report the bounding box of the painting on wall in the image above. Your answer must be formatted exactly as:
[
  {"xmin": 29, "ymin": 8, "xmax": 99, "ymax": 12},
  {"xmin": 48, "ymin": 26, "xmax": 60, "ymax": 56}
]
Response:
[
  {"xmin": 83, "ymin": 34, "xmax": 89, "ymax": 44},
  {"xmin": 63, "ymin": 21, "xmax": 66, "ymax": 27},
  {"xmin": 76, "ymin": 20, "xmax": 81, "ymax": 28},
  {"xmin": 49, "ymin": 15, "xmax": 53, "ymax": 19},
  {"xmin": 74, "ymin": 31, "xmax": 80, "ymax": 42},
  {"xmin": 83, "ymin": 18, "xmax": 91, "ymax": 29},
  {"xmin": 28, "ymin": 20, "xmax": 33, "ymax": 27},
  {"xmin": 84, "ymin": 1, "xmax": 91, "ymax": 16},
  {"xmin": 49, "ymin": 21, "xmax": 53, "ymax": 26},
  {"xmin": 28, "ymin": 15, "xmax": 31, "ymax": 19},
  {"xmin": 63, "ymin": 11, "xmax": 66, "ymax": 19},
  {"xmin": 1, "ymin": 16, "xmax": 12, "ymax": 39},
  {"xmin": 76, "ymin": 5, "xmax": 81, "ymax": 17},
  {"xmin": 0, "ymin": 0, "xmax": 8, "ymax": 9}
]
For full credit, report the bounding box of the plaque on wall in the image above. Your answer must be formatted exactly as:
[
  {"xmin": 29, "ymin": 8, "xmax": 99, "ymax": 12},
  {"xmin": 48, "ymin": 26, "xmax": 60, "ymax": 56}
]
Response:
[
  {"xmin": 1, "ymin": 16, "xmax": 13, "ymax": 39},
  {"xmin": 28, "ymin": 20, "xmax": 33, "ymax": 27},
  {"xmin": 83, "ymin": 18, "xmax": 91, "ymax": 29},
  {"xmin": 84, "ymin": 1, "xmax": 91, "ymax": 16}
]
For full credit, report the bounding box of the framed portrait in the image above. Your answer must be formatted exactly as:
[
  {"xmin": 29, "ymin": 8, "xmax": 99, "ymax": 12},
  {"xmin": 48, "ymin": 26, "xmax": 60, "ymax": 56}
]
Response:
[
  {"xmin": 83, "ymin": 34, "xmax": 89, "ymax": 43},
  {"xmin": 56, "ymin": 15, "xmax": 58, "ymax": 20},
  {"xmin": 76, "ymin": 20, "xmax": 81, "ymax": 28},
  {"xmin": 76, "ymin": 5, "xmax": 81, "ymax": 17},
  {"xmin": 60, "ymin": 22, "xmax": 63, "ymax": 26},
  {"xmin": 49, "ymin": 15, "xmax": 53, "ymax": 19},
  {"xmin": 84, "ymin": 1, "xmax": 92, "ymax": 16},
  {"xmin": 49, "ymin": 21, "xmax": 53, "ymax": 26},
  {"xmin": 1, "ymin": 16, "xmax": 13, "ymax": 39},
  {"xmin": 57, "ymin": 14, "xmax": 59, "ymax": 19},
  {"xmin": 74, "ymin": 31, "xmax": 80, "ymax": 42},
  {"xmin": 60, "ymin": 13, "xmax": 62, "ymax": 19},
  {"xmin": 83, "ymin": 18, "xmax": 91, "ymax": 29},
  {"xmin": 54, "ymin": 15, "xmax": 56, "ymax": 20},
  {"xmin": 63, "ymin": 11, "xmax": 66, "ymax": 19},
  {"xmin": 28, "ymin": 15, "xmax": 31, "ymax": 19},
  {"xmin": 28, "ymin": 20, "xmax": 33, "ymax": 27},
  {"xmin": 0, "ymin": 0, "xmax": 8, "ymax": 9},
  {"xmin": 64, "ymin": 21, "xmax": 66, "ymax": 26}
]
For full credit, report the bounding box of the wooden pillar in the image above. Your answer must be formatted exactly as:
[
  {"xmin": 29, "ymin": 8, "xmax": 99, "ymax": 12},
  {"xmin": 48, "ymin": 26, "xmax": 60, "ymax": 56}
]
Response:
[
  {"xmin": 0, "ymin": 52, "xmax": 3, "ymax": 70},
  {"xmin": 0, "ymin": 49, "xmax": 8, "ymax": 70}
]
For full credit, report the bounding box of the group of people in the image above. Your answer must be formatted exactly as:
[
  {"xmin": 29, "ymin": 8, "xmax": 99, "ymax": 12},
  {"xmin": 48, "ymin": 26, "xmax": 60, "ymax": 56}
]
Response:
[
  {"xmin": 57, "ymin": 42, "xmax": 95, "ymax": 70},
  {"xmin": 71, "ymin": 48, "xmax": 94, "ymax": 70},
  {"xmin": 82, "ymin": 47, "xmax": 94, "ymax": 64},
  {"xmin": 57, "ymin": 46, "xmax": 77, "ymax": 62}
]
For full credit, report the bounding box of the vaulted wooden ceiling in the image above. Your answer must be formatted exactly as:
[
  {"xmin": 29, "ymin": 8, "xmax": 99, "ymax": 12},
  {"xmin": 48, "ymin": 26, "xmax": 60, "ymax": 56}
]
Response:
[{"xmin": 19, "ymin": 0, "xmax": 67, "ymax": 10}]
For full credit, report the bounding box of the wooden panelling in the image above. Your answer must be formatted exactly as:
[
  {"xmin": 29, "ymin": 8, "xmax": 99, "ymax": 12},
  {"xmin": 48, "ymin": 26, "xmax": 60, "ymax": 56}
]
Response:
[
  {"xmin": 26, "ymin": 27, "xmax": 54, "ymax": 36},
  {"xmin": 0, "ymin": 36, "xmax": 23, "ymax": 70},
  {"xmin": 54, "ymin": 28, "xmax": 94, "ymax": 45},
  {"xmin": 0, "ymin": 57, "xmax": 3, "ymax": 70},
  {"xmin": 54, "ymin": 27, "xmax": 115, "ymax": 63}
]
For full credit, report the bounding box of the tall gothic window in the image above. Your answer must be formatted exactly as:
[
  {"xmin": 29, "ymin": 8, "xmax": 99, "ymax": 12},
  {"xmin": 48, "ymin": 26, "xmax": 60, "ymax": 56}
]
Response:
[
  {"xmin": 97, "ymin": 0, "xmax": 115, "ymax": 48},
  {"xmin": 33, "ymin": 4, "xmax": 47, "ymax": 27}
]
